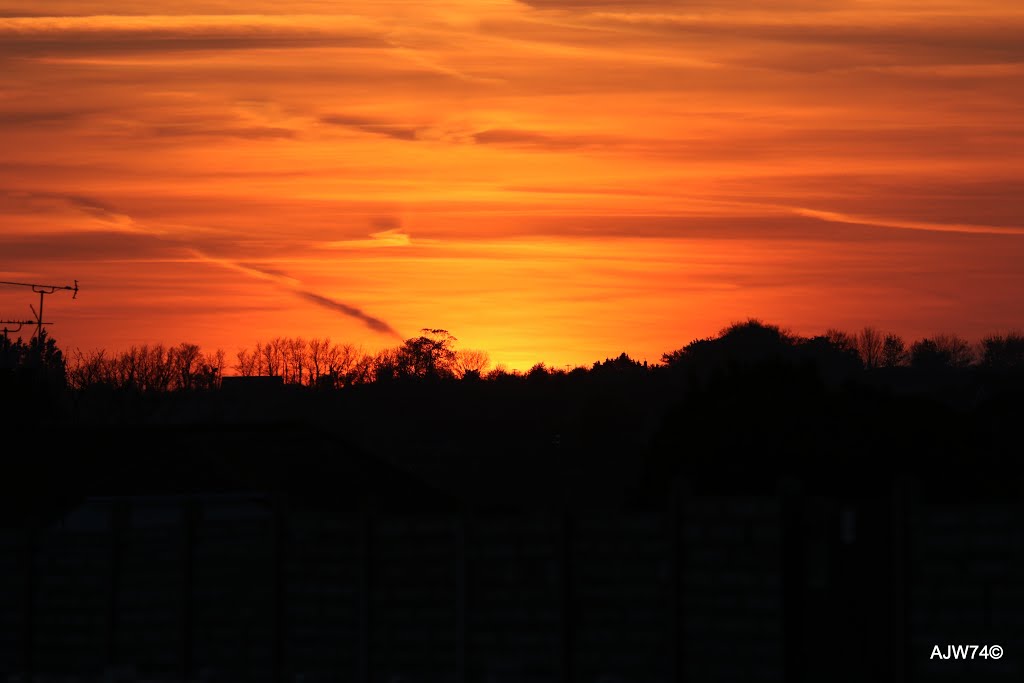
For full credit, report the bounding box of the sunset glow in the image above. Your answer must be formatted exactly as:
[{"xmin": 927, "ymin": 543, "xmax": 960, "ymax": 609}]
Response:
[{"xmin": 3, "ymin": 1, "xmax": 1023, "ymax": 369}]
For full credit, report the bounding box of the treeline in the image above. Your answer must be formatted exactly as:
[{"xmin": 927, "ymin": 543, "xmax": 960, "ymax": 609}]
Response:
[
  {"xmin": 67, "ymin": 343, "xmax": 226, "ymax": 392},
  {"xmin": 63, "ymin": 330, "xmax": 493, "ymax": 392},
  {"xmin": 233, "ymin": 329, "xmax": 492, "ymax": 386},
  {"xmin": 662, "ymin": 323, "xmax": 1024, "ymax": 373},
  {"xmin": 17, "ymin": 322, "xmax": 1024, "ymax": 396}
]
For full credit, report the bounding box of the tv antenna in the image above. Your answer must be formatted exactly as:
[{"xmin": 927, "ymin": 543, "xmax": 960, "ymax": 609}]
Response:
[
  {"xmin": 0, "ymin": 280, "xmax": 78, "ymax": 340},
  {"xmin": 0, "ymin": 319, "xmax": 51, "ymax": 343}
]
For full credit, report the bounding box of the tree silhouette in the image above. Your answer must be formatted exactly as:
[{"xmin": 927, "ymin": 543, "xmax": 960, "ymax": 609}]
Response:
[
  {"xmin": 592, "ymin": 352, "xmax": 647, "ymax": 375},
  {"xmin": 881, "ymin": 333, "xmax": 907, "ymax": 368},
  {"xmin": 980, "ymin": 332, "xmax": 1024, "ymax": 370},
  {"xmin": 65, "ymin": 342, "xmax": 224, "ymax": 392},
  {"xmin": 393, "ymin": 329, "xmax": 460, "ymax": 380},
  {"xmin": 1, "ymin": 331, "xmax": 66, "ymax": 386},
  {"xmin": 662, "ymin": 319, "xmax": 795, "ymax": 368},
  {"xmin": 825, "ymin": 328, "xmax": 858, "ymax": 356},
  {"xmin": 910, "ymin": 334, "xmax": 974, "ymax": 370},
  {"xmin": 456, "ymin": 349, "xmax": 491, "ymax": 379},
  {"xmin": 857, "ymin": 326, "xmax": 884, "ymax": 369}
]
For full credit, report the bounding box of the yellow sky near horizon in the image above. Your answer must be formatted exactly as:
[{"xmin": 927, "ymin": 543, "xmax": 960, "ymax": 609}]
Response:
[{"xmin": 2, "ymin": 1, "xmax": 1023, "ymax": 369}]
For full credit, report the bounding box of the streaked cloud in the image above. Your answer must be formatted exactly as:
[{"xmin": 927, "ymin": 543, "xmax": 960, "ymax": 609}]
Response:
[
  {"xmin": 324, "ymin": 228, "xmax": 414, "ymax": 249},
  {"xmin": 0, "ymin": 14, "xmax": 388, "ymax": 57},
  {"xmin": 148, "ymin": 123, "xmax": 297, "ymax": 140},
  {"xmin": 791, "ymin": 207, "xmax": 1024, "ymax": 237},
  {"xmin": 320, "ymin": 114, "xmax": 424, "ymax": 142}
]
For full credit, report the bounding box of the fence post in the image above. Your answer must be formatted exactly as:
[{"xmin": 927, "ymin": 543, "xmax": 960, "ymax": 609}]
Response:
[
  {"xmin": 780, "ymin": 477, "xmax": 804, "ymax": 683},
  {"xmin": 890, "ymin": 478, "xmax": 909, "ymax": 683},
  {"xmin": 181, "ymin": 497, "xmax": 197, "ymax": 680},
  {"xmin": 560, "ymin": 510, "xmax": 574, "ymax": 683},
  {"xmin": 272, "ymin": 494, "xmax": 287, "ymax": 682},
  {"xmin": 107, "ymin": 500, "xmax": 130, "ymax": 668},
  {"xmin": 669, "ymin": 477, "xmax": 689, "ymax": 683},
  {"xmin": 455, "ymin": 512, "xmax": 468, "ymax": 683},
  {"xmin": 21, "ymin": 518, "xmax": 36, "ymax": 681},
  {"xmin": 358, "ymin": 501, "xmax": 372, "ymax": 683}
]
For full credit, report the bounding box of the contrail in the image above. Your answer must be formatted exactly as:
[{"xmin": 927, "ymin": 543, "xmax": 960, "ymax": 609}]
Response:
[
  {"xmin": 294, "ymin": 290, "xmax": 402, "ymax": 339},
  {"xmin": 186, "ymin": 249, "xmax": 402, "ymax": 339},
  {"xmin": 187, "ymin": 250, "xmax": 300, "ymax": 286},
  {"xmin": 16, "ymin": 191, "xmax": 405, "ymax": 338}
]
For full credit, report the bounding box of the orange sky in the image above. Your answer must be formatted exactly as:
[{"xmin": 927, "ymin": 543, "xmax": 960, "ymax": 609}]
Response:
[{"xmin": 2, "ymin": 1, "xmax": 1023, "ymax": 369}]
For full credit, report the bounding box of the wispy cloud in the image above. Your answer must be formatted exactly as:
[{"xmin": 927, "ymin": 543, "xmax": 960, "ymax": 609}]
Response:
[
  {"xmin": 473, "ymin": 128, "xmax": 620, "ymax": 149},
  {"xmin": 0, "ymin": 14, "xmax": 387, "ymax": 57},
  {"xmin": 323, "ymin": 228, "xmax": 414, "ymax": 249},
  {"xmin": 792, "ymin": 207, "xmax": 1024, "ymax": 236},
  {"xmin": 149, "ymin": 124, "xmax": 296, "ymax": 140},
  {"xmin": 320, "ymin": 114, "xmax": 424, "ymax": 141},
  {"xmin": 0, "ymin": 190, "xmax": 145, "ymax": 231}
]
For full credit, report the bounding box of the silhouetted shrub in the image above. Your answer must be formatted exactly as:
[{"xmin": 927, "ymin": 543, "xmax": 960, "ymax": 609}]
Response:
[
  {"xmin": 980, "ymin": 332, "xmax": 1024, "ymax": 371},
  {"xmin": 910, "ymin": 334, "xmax": 974, "ymax": 370}
]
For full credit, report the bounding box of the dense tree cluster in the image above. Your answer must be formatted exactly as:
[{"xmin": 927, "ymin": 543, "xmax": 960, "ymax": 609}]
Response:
[
  {"xmin": 980, "ymin": 332, "xmax": 1024, "ymax": 370},
  {"xmin": 658, "ymin": 320, "xmax": 1015, "ymax": 375},
  {"xmin": 0, "ymin": 332, "xmax": 65, "ymax": 385}
]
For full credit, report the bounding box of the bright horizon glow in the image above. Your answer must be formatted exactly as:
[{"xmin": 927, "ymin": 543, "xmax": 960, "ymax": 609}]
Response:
[{"xmin": 2, "ymin": 1, "xmax": 1023, "ymax": 370}]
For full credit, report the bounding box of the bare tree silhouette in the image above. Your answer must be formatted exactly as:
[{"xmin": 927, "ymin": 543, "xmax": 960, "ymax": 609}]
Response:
[{"xmin": 857, "ymin": 327, "xmax": 884, "ymax": 369}]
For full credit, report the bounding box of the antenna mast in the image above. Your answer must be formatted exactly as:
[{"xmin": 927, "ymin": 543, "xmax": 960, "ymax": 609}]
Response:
[
  {"xmin": 0, "ymin": 320, "xmax": 50, "ymax": 343},
  {"xmin": 0, "ymin": 280, "xmax": 79, "ymax": 340}
]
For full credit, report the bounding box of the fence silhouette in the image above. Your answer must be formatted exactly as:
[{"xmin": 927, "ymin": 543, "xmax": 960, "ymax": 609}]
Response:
[{"xmin": 2, "ymin": 477, "xmax": 1021, "ymax": 682}]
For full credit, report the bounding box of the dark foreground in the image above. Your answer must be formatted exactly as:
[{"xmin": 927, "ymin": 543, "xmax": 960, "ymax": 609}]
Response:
[{"xmin": 2, "ymin": 356, "xmax": 1023, "ymax": 682}]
